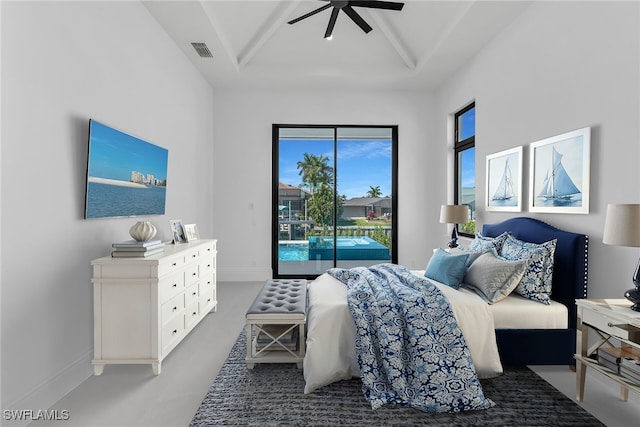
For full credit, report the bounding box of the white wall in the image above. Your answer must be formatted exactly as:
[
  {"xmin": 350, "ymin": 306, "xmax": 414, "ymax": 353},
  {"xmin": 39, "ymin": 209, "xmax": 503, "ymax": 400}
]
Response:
[
  {"xmin": 212, "ymin": 89, "xmax": 442, "ymax": 281},
  {"xmin": 436, "ymin": 1, "xmax": 640, "ymax": 299},
  {"xmin": 1, "ymin": 1, "xmax": 214, "ymax": 414}
]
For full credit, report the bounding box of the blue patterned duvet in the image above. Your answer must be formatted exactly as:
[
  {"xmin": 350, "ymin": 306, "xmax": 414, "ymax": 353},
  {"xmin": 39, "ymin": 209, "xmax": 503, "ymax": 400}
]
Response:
[{"xmin": 328, "ymin": 263, "xmax": 494, "ymax": 413}]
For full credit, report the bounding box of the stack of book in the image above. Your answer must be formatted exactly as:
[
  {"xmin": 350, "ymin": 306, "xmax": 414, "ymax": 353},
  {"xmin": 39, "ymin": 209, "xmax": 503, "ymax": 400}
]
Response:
[
  {"xmin": 111, "ymin": 239, "xmax": 165, "ymax": 258},
  {"xmin": 255, "ymin": 324, "xmax": 299, "ymax": 351},
  {"xmin": 620, "ymin": 356, "xmax": 640, "ymax": 385},
  {"xmin": 596, "ymin": 346, "xmax": 640, "ymax": 376}
]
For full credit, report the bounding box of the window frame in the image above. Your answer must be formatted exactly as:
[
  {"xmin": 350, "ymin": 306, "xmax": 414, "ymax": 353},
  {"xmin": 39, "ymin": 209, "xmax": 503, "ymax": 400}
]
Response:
[
  {"xmin": 453, "ymin": 103, "xmax": 475, "ymax": 238},
  {"xmin": 272, "ymin": 124, "xmax": 398, "ymax": 279}
]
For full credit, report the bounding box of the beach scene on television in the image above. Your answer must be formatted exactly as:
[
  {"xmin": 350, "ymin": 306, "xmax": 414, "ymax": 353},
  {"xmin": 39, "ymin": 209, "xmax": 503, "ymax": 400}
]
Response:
[{"xmin": 85, "ymin": 120, "xmax": 168, "ymax": 219}]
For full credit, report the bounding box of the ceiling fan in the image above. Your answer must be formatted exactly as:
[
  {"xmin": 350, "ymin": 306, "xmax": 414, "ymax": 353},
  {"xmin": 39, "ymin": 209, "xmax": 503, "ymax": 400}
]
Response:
[{"xmin": 288, "ymin": 1, "xmax": 405, "ymax": 39}]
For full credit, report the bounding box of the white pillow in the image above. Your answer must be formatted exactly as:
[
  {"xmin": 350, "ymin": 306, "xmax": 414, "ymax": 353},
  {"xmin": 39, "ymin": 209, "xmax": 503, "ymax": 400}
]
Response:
[{"xmin": 462, "ymin": 251, "xmax": 529, "ymax": 304}]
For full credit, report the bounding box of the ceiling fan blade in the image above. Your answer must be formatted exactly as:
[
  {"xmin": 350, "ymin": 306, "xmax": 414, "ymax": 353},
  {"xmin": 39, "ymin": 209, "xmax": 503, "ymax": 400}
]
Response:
[
  {"xmin": 324, "ymin": 7, "xmax": 340, "ymax": 39},
  {"xmin": 288, "ymin": 3, "xmax": 332, "ymax": 25},
  {"xmin": 349, "ymin": 1, "xmax": 404, "ymax": 11},
  {"xmin": 342, "ymin": 5, "xmax": 372, "ymax": 34}
]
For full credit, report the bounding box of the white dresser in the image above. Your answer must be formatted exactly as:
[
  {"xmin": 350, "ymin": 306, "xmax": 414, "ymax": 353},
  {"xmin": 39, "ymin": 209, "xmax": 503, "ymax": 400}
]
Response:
[{"xmin": 91, "ymin": 239, "xmax": 217, "ymax": 375}]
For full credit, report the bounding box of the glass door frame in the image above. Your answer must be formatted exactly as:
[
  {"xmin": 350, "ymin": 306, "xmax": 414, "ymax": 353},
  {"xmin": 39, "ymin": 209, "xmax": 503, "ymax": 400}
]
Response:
[{"xmin": 272, "ymin": 124, "xmax": 398, "ymax": 279}]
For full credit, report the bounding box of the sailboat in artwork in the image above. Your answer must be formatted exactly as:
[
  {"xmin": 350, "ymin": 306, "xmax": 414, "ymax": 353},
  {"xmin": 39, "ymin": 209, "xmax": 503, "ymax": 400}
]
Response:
[
  {"xmin": 492, "ymin": 158, "xmax": 515, "ymax": 200},
  {"xmin": 537, "ymin": 147, "xmax": 580, "ymax": 199}
]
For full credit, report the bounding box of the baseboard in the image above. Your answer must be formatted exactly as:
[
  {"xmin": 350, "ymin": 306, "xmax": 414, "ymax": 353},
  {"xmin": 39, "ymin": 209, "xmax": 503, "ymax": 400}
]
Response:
[{"xmin": 3, "ymin": 350, "xmax": 92, "ymax": 427}]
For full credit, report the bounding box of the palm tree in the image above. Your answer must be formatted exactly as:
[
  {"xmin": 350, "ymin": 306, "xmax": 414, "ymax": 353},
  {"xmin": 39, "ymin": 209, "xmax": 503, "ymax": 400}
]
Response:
[
  {"xmin": 367, "ymin": 185, "xmax": 382, "ymax": 198},
  {"xmin": 297, "ymin": 153, "xmax": 333, "ymax": 194}
]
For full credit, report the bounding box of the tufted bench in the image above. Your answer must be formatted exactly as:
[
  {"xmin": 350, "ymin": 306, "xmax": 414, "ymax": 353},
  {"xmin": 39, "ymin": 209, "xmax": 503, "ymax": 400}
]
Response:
[{"xmin": 245, "ymin": 279, "xmax": 307, "ymax": 369}]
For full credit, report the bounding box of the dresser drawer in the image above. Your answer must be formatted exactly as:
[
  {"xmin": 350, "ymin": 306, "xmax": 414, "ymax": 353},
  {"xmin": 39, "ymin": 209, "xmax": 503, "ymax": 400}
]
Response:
[
  {"xmin": 162, "ymin": 314, "xmax": 185, "ymax": 352},
  {"xmin": 185, "ymin": 301, "xmax": 200, "ymax": 329},
  {"xmin": 161, "ymin": 293, "xmax": 184, "ymax": 324},
  {"xmin": 200, "ymin": 287, "xmax": 216, "ymax": 313},
  {"xmin": 184, "ymin": 248, "xmax": 201, "ymax": 264},
  {"xmin": 184, "ymin": 263, "xmax": 199, "ymax": 287},
  {"xmin": 159, "ymin": 271, "xmax": 184, "ymax": 301},
  {"xmin": 158, "ymin": 254, "xmax": 185, "ymax": 277},
  {"xmin": 185, "ymin": 283, "xmax": 199, "ymax": 307},
  {"xmin": 583, "ymin": 308, "xmax": 638, "ymax": 341},
  {"xmin": 200, "ymin": 255, "xmax": 215, "ymax": 274}
]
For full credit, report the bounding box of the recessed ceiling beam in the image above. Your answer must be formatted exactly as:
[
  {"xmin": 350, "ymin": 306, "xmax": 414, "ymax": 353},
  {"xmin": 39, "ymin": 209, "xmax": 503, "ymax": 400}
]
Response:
[
  {"xmin": 414, "ymin": 1, "xmax": 474, "ymax": 72},
  {"xmin": 366, "ymin": 9, "xmax": 415, "ymax": 70},
  {"xmin": 238, "ymin": 0, "xmax": 304, "ymax": 68}
]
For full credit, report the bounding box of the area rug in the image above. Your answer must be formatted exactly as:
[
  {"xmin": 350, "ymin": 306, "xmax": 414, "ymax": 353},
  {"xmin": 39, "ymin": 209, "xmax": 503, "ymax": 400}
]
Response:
[{"xmin": 191, "ymin": 330, "xmax": 604, "ymax": 426}]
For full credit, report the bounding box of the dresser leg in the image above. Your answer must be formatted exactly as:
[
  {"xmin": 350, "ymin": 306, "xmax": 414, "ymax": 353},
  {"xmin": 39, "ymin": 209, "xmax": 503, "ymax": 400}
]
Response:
[
  {"xmin": 93, "ymin": 364, "xmax": 105, "ymax": 376},
  {"xmin": 152, "ymin": 362, "xmax": 161, "ymax": 375}
]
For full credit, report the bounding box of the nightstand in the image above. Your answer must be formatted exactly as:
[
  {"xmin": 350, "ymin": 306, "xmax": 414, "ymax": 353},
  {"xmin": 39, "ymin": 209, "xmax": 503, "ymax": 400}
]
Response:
[{"xmin": 575, "ymin": 299, "xmax": 640, "ymax": 402}]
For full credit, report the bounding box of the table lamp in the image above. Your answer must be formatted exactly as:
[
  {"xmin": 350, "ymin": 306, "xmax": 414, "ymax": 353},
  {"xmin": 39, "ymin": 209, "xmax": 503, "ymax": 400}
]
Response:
[
  {"xmin": 440, "ymin": 205, "xmax": 470, "ymax": 249},
  {"xmin": 603, "ymin": 203, "xmax": 640, "ymax": 311}
]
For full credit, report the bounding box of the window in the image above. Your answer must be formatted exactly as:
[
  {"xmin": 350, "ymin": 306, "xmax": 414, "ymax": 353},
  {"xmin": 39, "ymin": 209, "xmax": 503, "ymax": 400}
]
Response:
[
  {"xmin": 272, "ymin": 125, "xmax": 398, "ymax": 279},
  {"xmin": 454, "ymin": 103, "xmax": 476, "ymax": 237}
]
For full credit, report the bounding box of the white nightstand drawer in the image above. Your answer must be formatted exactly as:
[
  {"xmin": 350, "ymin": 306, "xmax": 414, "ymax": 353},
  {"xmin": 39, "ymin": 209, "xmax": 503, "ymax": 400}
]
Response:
[{"xmin": 583, "ymin": 308, "xmax": 636, "ymax": 341}]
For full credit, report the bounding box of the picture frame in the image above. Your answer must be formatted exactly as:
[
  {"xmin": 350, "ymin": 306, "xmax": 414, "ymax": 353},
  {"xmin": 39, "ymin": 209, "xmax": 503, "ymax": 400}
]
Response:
[
  {"xmin": 528, "ymin": 127, "xmax": 590, "ymax": 214},
  {"xmin": 184, "ymin": 224, "xmax": 200, "ymax": 242},
  {"xmin": 169, "ymin": 219, "xmax": 186, "ymax": 244},
  {"xmin": 486, "ymin": 146, "xmax": 523, "ymax": 212}
]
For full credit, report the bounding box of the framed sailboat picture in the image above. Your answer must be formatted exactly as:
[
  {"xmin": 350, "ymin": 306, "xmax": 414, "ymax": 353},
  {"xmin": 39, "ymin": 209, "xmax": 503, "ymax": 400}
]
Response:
[
  {"xmin": 486, "ymin": 146, "xmax": 523, "ymax": 212},
  {"xmin": 528, "ymin": 127, "xmax": 590, "ymax": 214}
]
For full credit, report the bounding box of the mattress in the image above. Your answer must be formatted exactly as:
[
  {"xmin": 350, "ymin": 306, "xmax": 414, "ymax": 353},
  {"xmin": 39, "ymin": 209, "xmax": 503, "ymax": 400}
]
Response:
[{"xmin": 412, "ymin": 271, "xmax": 568, "ymax": 329}]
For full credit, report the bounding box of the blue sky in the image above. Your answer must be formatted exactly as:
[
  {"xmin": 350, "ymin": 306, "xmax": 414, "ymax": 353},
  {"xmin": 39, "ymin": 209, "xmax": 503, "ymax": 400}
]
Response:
[
  {"xmin": 88, "ymin": 120, "xmax": 168, "ymax": 181},
  {"xmin": 279, "ymin": 138, "xmax": 392, "ymax": 199}
]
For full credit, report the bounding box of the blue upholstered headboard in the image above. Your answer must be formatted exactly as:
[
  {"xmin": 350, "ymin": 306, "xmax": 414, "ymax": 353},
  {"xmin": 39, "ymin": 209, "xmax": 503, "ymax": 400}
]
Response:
[{"xmin": 482, "ymin": 217, "xmax": 589, "ymax": 330}]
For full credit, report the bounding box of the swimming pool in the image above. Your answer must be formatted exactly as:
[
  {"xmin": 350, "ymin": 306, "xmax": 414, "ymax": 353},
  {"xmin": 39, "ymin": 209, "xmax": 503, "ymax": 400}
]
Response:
[
  {"xmin": 278, "ymin": 241, "xmax": 309, "ymax": 261},
  {"xmin": 278, "ymin": 237, "xmax": 390, "ymax": 261}
]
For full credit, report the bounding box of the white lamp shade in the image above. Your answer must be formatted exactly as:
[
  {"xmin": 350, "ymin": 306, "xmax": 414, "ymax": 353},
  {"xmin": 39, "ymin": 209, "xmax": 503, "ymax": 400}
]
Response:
[
  {"xmin": 440, "ymin": 205, "xmax": 470, "ymax": 224},
  {"xmin": 603, "ymin": 204, "xmax": 640, "ymax": 247}
]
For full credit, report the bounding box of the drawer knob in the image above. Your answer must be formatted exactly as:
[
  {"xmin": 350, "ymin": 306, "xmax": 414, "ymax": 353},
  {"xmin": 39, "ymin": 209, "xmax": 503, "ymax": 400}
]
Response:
[
  {"xmin": 172, "ymin": 329, "xmax": 178, "ymax": 335},
  {"xmin": 173, "ymin": 306, "xmax": 177, "ymax": 312},
  {"xmin": 172, "ymin": 262, "xmax": 177, "ymax": 266},
  {"xmin": 192, "ymin": 311, "xmax": 197, "ymax": 316},
  {"xmin": 192, "ymin": 254, "xmax": 197, "ymax": 258},
  {"xmin": 192, "ymin": 292, "xmax": 197, "ymax": 296},
  {"xmin": 172, "ymin": 284, "xmax": 177, "ymax": 288},
  {"xmin": 192, "ymin": 272, "xmax": 197, "ymax": 277}
]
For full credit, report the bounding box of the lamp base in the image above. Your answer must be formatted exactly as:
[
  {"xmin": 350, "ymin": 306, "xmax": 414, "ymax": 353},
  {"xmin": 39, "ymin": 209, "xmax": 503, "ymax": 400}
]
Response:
[{"xmin": 624, "ymin": 283, "xmax": 640, "ymax": 312}]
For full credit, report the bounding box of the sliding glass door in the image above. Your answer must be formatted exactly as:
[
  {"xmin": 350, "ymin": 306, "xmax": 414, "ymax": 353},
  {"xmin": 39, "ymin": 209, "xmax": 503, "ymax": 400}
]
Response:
[{"xmin": 272, "ymin": 125, "xmax": 397, "ymax": 278}]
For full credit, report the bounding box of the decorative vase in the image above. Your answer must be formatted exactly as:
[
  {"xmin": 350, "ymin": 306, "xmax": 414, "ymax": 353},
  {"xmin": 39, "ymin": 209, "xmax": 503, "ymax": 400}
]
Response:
[{"xmin": 129, "ymin": 221, "xmax": 157, "ymax": 242}]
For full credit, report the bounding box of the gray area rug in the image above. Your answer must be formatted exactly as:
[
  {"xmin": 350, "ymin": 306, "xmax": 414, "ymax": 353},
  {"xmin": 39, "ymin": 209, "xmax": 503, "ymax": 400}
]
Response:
[{"xmin": 191, "ymin": 330, "xmax": 604, "ymax": 426}]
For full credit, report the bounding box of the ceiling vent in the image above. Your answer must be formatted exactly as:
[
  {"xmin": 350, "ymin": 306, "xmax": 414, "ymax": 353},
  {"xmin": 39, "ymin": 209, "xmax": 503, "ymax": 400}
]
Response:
[{"xmin": 191, "ymin": 42, "xmax": 213, "ymax": 58}]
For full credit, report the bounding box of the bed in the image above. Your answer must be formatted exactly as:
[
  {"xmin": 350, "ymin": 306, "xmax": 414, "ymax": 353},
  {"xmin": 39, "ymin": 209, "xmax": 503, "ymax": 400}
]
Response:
[
  {"xmin": 302, "ymin": 217, "xmax": 589, "ymax": 400},
  {"xmin": 482, "ymin": 217, "xmax": 589, "ymax": 365}
]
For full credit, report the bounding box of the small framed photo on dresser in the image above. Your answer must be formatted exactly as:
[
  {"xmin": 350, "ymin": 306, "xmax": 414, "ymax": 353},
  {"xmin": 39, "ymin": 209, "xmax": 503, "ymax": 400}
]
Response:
[
  {"xmin": 169, "ymin": 219, "xmax": 186, "ymax": 244},
  {"xmin": 184, "ymin": 224, "xmax": 200, "ymax": 242}
]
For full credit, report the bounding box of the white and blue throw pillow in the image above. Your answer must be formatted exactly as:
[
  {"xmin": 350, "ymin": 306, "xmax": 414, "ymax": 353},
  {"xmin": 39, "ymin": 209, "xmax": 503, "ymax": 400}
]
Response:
[
  {"xmin": 500, "ymin": 235, "xmax": 557, "ymax": 305},
  {"xmin": 467, "ymin": 231, "xmax": 509, "ymax": 253}
]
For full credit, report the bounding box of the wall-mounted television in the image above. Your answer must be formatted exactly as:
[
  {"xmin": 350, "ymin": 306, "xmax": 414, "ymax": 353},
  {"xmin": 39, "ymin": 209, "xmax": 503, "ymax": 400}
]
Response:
[{"xmin": 84, "ymin": 119, "xmax": 168, "ymax": 219}]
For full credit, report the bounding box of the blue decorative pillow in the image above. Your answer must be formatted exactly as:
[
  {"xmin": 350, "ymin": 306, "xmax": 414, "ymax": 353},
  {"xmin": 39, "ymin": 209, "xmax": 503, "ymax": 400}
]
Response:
[
  {"xmin": 468, "ymin": 231, "xmax": 509, "ymax": 253},
  {"xmin": 462, "ymin": 250, "xmax": 529, "ymax": 304},
  {"xmin": 500, "ymin": 235, "xmax": 557, "ymax": 305},
  {"xmin": 424, "ymin": 248, "xmax": 470, "ymax": 289}
]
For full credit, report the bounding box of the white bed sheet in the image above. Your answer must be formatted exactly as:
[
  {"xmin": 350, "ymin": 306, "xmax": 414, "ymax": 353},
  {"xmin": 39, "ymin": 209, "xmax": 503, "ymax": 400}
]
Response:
[
  {"xmin": 303, "ymin": 271, "xmax": 503, "ymax": 394},
  {"xmin": 484, "ymin": 291, "xmax": 568, "ymax": 329}
]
